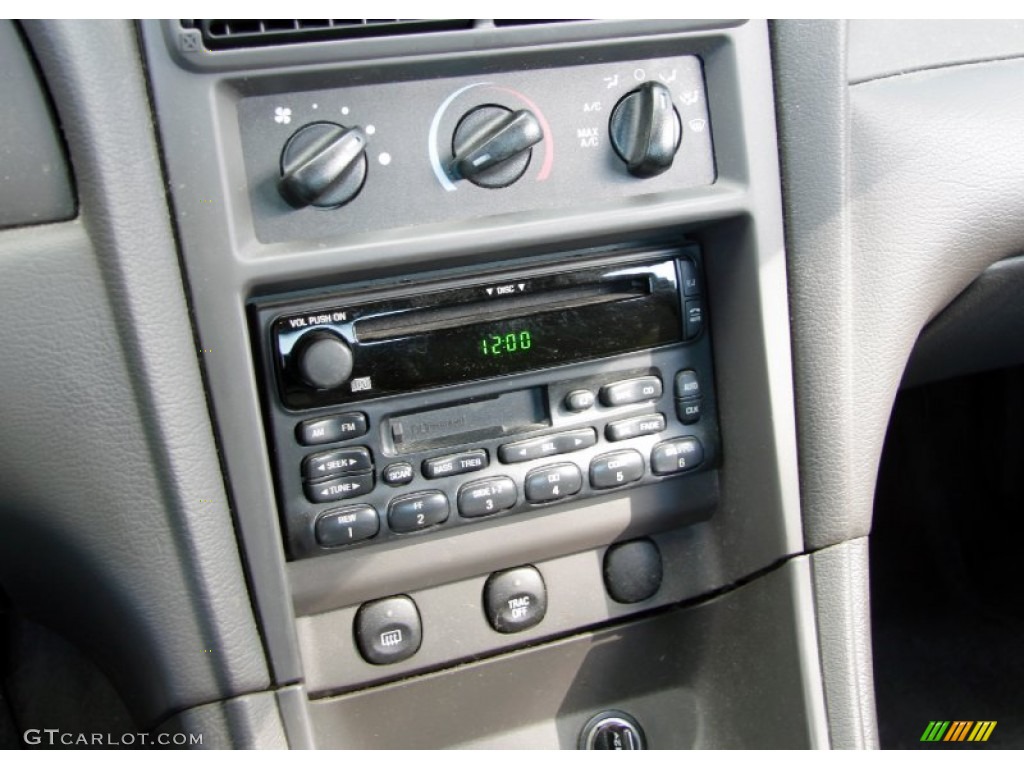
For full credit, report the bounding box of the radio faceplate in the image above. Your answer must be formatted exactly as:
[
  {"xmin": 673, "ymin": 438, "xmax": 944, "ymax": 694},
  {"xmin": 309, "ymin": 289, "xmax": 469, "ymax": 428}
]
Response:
[{"xmin": 252, "ymin": 245, "xmax": 721, "ymax": 560}]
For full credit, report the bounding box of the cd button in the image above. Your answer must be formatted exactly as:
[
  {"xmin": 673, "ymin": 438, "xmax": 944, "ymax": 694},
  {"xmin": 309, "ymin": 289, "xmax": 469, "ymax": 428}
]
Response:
[
  {"xmin": 524, "ymin": 463, "xmax": 583, "ymax": 503},
  {"xmin": 302, "ymin": 446, "xmax": 372, "ymax": 481},
  {"xmin": 315, "ymin": 505, "xmax": 379, "ymax": 547},
  {"xmin": 600, "ymin": 376, "xmax": 663, "ymax": 407},
  {"xmin": 590, "ymin": 450, "xmax": 645, "ymax": 489},
  {"xmin": 458, "ymin": 476, "xmax": 517, "ymax": 518},
  {"xmin": 382, "ymin": 462, "xmax": 414, "ymax": 486},
  {"xmin": 388, "ymin": 491, "xmax": 450, "ymax": 533},
  {"xmin": 605, "ymin": 413, "xmax": 666, "ymax": 442},
  {"xmin": 304, "ymin": 472, "xmax": 374, "ymax": 504},
  {"xmin": 296, "ymin": 412, "xmax": 368, "ymax": 445},
  {"xmin": 651, "ymin": 437, "xmax": 704, "ymax": 475},
  {"xmin": 422, "ymin": 449, "xmax": 489, "ymax": 479}
]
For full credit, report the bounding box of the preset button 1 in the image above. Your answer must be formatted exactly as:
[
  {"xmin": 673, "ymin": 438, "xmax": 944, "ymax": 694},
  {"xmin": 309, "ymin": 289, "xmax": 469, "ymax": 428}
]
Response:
[{"xmin": 315, "ymin": 505, "xmax": 379, "ymax": 547}]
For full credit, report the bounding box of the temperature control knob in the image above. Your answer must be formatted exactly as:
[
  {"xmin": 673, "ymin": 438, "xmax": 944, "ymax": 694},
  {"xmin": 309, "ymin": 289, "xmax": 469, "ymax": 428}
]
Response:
[
  {"xmin": 451, "ymin": 106, "xmax": 543, "ymax": 188},
  {"xmin": 278, "ymin": 122, "xmax": 368, "ymax": 209},
  {"xmin": 294, "ymin": 332, "xmax": 354, "ymax": 390},
  {"xmin": 608, "ymin": 81, "xmax": 682, "ymax": 178}
]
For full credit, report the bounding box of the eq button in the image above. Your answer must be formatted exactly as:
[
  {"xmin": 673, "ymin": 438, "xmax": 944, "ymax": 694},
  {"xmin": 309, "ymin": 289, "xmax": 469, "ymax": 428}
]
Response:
[{"xmin": 388, "ymin": 491, "xmax": 450, "ymax": 533}]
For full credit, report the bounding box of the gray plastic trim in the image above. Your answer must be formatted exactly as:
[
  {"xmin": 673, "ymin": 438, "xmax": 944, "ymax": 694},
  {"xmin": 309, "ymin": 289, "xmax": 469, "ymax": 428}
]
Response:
[
  {"xmin": 161, "ymin": 18, "xmax": 743, "ymax": 74},
  {"xmin": 154, "ymin": 690, "xmax": 288, "ymax": 749},
  {"xmin": 848, "ymin": 20, "xmax": 1024, "ymax": 85},
  {"xmin": 0, "ymin": 21, "xmax": 75, "ymax": 228},
  {"xmin": 0, "ymin": 20, "xmax": 270, "ymax": 726},
  {"xmin": 306, "ymin": 555, "xmax": 828, "ymax": 748}
]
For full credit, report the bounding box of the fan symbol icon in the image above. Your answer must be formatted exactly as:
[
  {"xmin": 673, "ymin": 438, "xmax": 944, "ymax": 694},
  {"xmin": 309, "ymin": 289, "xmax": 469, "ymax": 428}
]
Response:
[{"xmin": 274, "ymin": 106, "xmax": 292, "ymax": 125}]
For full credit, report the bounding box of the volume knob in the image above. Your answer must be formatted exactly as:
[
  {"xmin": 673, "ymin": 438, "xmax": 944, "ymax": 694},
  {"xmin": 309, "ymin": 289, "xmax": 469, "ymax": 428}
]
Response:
[{"xmin": 295, "ymin": 332, "xmax": 354, "ymax": 390}]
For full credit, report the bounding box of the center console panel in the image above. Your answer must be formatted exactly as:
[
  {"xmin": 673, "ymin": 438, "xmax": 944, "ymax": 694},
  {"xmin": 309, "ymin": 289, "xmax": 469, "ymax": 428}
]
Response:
[{"xmin": 142, "ymin": 19, "xmax": 821, "ymax": 748}]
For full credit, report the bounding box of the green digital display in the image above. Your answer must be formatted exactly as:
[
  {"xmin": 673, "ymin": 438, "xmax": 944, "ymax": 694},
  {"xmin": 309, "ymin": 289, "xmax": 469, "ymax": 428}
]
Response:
[{"xmin": 480, "ymin": 329, "xmax": 533, "ymax": 356}]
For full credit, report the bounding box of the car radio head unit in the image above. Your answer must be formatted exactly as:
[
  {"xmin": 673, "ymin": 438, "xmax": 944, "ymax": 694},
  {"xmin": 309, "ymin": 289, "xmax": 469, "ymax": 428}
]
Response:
[{"xmin": 251, "ymin": 244, "xmax": 720, "ymax": 560}]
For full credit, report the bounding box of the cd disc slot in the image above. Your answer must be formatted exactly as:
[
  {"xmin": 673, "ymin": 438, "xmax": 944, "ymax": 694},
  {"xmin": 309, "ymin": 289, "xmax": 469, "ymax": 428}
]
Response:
[{"xmin": 355, "ymin": 277, "xmax": 649, "ymax": 341}]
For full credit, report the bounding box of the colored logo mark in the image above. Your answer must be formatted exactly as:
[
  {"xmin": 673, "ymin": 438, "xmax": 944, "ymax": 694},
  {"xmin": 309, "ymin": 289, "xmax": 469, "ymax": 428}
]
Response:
[{"xmin": 920, "ymin": 721, "xmax": 997, "ymax": 742}]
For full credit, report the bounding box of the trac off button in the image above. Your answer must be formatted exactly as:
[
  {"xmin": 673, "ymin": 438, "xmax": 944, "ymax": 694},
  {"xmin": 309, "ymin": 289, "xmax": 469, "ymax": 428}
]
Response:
[
  {"xmin": 484, "ymin": 566, "xmax": 547, "ymax": 633},
  {"xmin": 650, "ymin": 436, "xmax": 705, "ymax": 475}
]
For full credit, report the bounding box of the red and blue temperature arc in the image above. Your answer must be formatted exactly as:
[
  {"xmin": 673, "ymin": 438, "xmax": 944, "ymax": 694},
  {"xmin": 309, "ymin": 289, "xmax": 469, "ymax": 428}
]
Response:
[{"xmin": 428, "ymin": 82, "xmax": 553, "ymax": 191}]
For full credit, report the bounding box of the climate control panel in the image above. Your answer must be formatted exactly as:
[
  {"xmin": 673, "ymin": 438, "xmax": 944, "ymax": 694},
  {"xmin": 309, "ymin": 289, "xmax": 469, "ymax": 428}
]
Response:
[{"xmin": 237, "ymin": 55, "xmax": 715, "ymax": 242}]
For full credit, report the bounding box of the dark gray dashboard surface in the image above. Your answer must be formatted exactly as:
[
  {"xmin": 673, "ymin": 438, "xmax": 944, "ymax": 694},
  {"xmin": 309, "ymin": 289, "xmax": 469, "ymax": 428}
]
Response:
[{"xmin": 0, "ymin": 20, "xmax": 270, "ymax": 728}]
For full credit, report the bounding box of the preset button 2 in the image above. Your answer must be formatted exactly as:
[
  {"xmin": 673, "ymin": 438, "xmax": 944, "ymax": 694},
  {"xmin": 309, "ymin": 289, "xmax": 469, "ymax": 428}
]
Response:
[{"xmin": 388, "ymin": 491, "xmax": 450, "ymax": 533}]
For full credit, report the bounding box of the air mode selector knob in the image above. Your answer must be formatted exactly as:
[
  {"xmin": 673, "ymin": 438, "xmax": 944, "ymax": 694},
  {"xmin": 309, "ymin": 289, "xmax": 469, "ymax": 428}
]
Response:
[
  {"xmin": 608, "ymin": 81, "xmax": 682, "ymax": 178},
  {"xmin": 294, "ymin": 332, "xmax": 354, "ymax": 391},
  {"xmin": 278, "ymin": 122, "xmax": 368, "ymax": 209},
  {"xmin": 451, "ymin": 106, "xmax": 544, "ymax": 188}
]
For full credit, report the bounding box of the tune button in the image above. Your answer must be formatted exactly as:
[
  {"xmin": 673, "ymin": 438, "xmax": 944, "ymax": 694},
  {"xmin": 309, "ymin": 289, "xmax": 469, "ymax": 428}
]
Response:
[
  {"xmin": 304, "ymin": 472, "xmax": 374, "ymax": 504},
  {"xmin": 388, "ymin": 491, "xmax": 450, "ymax": 533},
  {"xmin": 524, "ymin": 463, "xmax": 583, "ymax": 503}
]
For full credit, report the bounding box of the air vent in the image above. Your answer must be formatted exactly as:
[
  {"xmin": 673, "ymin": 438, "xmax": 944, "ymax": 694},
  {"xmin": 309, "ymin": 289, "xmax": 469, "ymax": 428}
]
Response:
[{"xmin": 189, "ymin": 19, "xmax": 475, "ymax": 50}]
